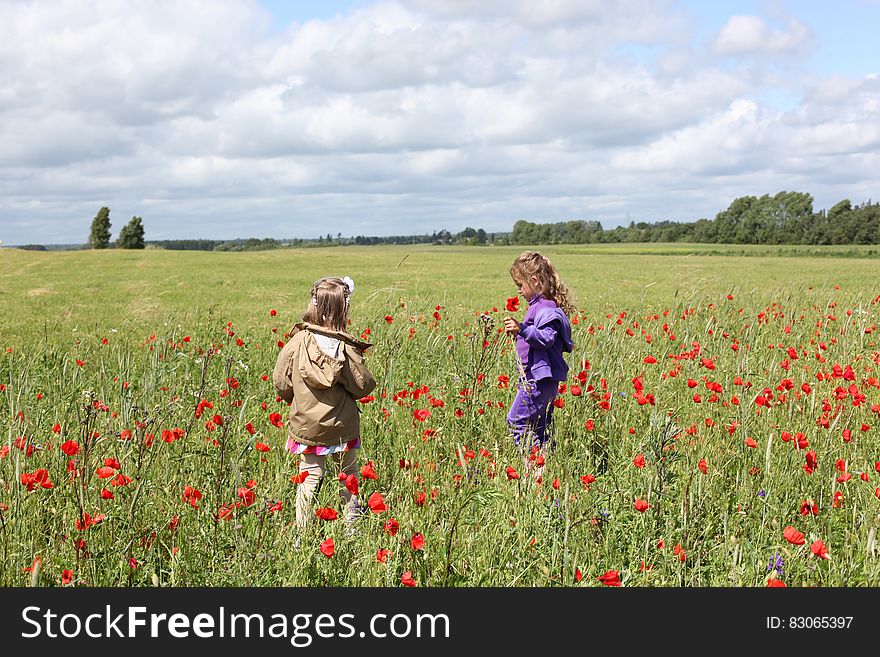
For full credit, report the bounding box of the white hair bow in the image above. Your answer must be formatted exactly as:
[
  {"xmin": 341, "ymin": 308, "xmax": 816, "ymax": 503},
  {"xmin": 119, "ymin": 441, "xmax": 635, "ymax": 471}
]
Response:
[{"xmin": 342, "ymin": 276, "xmax": 355, "ymax": 296}]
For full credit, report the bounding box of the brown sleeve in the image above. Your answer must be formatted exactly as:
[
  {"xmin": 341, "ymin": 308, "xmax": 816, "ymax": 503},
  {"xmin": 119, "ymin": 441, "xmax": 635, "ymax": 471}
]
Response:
[
  {"xmin": 339, "ymin": 343, "xmax": 377, "ymax": 398},
  {"xmin": 272, "ymin": 341, "xmax": 296, "ymax": 404}
]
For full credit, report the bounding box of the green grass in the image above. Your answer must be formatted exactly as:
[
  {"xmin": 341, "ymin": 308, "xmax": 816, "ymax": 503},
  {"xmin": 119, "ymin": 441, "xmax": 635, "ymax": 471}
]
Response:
[{"xmin": 1, "ymin": 245, "xmax": 879, "ymax": 587}]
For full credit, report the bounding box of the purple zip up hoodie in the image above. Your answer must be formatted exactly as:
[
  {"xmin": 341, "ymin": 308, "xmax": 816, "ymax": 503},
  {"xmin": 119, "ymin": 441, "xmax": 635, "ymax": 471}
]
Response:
[{"xmin": 515, "ymin": 294, "xmax": 574, "ymax": 381}]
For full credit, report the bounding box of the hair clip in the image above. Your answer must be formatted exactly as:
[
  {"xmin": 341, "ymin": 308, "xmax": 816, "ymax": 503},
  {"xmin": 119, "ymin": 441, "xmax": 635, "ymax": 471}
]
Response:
[{"xmin": 342, "ymin": 276, "xmax": 355, "ymax": 296}]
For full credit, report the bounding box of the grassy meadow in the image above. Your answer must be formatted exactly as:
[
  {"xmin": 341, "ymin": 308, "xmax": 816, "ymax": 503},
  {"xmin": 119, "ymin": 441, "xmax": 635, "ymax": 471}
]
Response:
[{"xmin": 1, "ymin": 244, "xmax": 879, "ymax": 587}]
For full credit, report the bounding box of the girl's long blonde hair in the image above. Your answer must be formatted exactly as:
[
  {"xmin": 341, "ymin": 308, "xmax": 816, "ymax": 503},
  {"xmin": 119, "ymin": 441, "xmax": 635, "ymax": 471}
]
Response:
[
  {"xmin": 510, "ymin": 251, "xmax": 575, "ymax": 316},
  {"xmin": 302, "ymin": 277, "xmax": 350, "ymax": 331}
]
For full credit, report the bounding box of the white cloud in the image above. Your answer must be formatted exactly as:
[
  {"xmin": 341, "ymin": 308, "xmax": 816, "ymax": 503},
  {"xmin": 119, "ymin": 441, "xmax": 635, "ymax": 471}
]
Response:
[
  {"xmin": 0, "ymin": 0, "xmax": 876, "ymax": 244},
  {"xmin": 712, "ymin": 15, "xmax": 812, "ymax": 56}
]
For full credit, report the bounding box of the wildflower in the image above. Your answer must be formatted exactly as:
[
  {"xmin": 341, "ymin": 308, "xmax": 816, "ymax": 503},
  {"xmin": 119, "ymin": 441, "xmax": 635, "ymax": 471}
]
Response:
[
  {"xmin": 237, "ymin": 487, "xmax": 256, "ymax": 507},
  {"xmin": 376, "ymin": 549, "xmax": 391, "ymax": 563},
  {"xmin": 767, "ymin": 554, "xmax": 784, "ymax": 576},
  {"xmin": 783, "ymin": 526, "xmax": 805, "ymax": 545},
  {"xmin": 634, "ymin": 498, "xmax": 651, "ymax": 512},
  {"xmin": 95, "ymin": 466, "xmax": 115, "ymax": 479},
  {"xmin": 319, "ymin": 538, "xmax": 335, "ymax": 558},
  {"xmin": 361, "ymin": 461, "xmax": 378, "ymax": 480},
  {"xmin": 810, "ymin": 540, "xmax": 830, "ymax": 560},
  {"xmin": 343, "ymin": 474, "xmax": 359, "ymax": 496},
  {"xmin": 61, "ymin": 440, "xmax": 79, "ymax": 456},
  {"xmin": 182, "ymin": 486, "xmax": 202, "ymax": 509},
  {"xmin": 598, "ymin": 570, "xmax": 621, "ymax": 586},
  {"xmin": 633, "ymin": 454, "xmax": 645, "ymax": 469},
  {"xmin": 410, "ymin": 533, "xmax": 425, "ymax": 551},
  {"xmin": 803, "ymin": 451, "xmax": 817, "ymax": 475},
  {"xmin": 368, "ymin": 492, "xmax": 386, "ymax": 513},
  {"xmin": 315, "ymin": 507, "xmax": 338, "ymax": 521},
  {"xmin": 400, "ymin": 571, "xmax": 417, "ymax": 587},
  {"xmin": 384, "ymin": 518, "xmax": 399, "ymax": 536}
]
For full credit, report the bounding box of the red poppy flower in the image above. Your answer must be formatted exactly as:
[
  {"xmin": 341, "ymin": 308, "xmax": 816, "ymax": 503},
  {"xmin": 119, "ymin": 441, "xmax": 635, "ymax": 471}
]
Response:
[
  {"xmin": 95, "ymin": 466, "xmax": 115, "ymax": 479},
  {"xmin": 100, "ymin": 488, "xmax": 114, "ymax": 500},
  {"xmin": 744, "ymin": 437, "xmax": 757, "ymax": 448},
  {"xmin": 800, "ymin": 499, "xmax": 819, "ymax": 516},
  {"xmin": 810, "ymin": 539, "xmax": 830, "ymax": 560},
  {"xmin": 315, "ymin": 507, "xmax": 338, "ymax": 521},
  {"xmin": 580, "ymin": 474, "xmax": 596, "ymax": 491},
  {"xmin": 767, "ymin": 578, "xmax": 787, "ymax": 587},
  {"xmin": 413, "ymin": 409, "xmax": 431, "ymax": 422},
  {"xmin": 235, "ymin": 487, "xmax": 255, "ymax": 507},
  {"xmin": 506, "ymin": 297, "xmax": 519, "ymax": 312},
  {"xmin": 506, "ymin": 466, "xmax": 519, "ymax": 480},
  {"xmin": 368, "ymin": 492, "xmax": 387, "ymax": 513},
  {"xmin": 291, "ymin": 471, "xmax": 308, "ymax": 484},
  {"xmin": 342, "ymin": 474, "xmax": 358, "ymax": 496},
  {"xmin": 783, "ymin": 526, "xmax": 805, "ymax": 545},
  {"xmin": 410, "ymin": 533, "xmax": 426, "ymax": 551},
  {"xmin": 633, "ymin": 454, "xmax": 645, "ymax": 469},
  {"xmin": 319, "ymin": 538, "xmax": 335, "ymax": 557},
  {"xmin": 361, "ymin": 461, "xmax": 378, "ymax": 480},
  {"xmin": 634, "ymin": 498, "xmax": 651, "ymax": 512},
  {"xmin": 598, "ymin": 570, "xmax": 621, "ymax": 586},
  {"xmin": 269, "ymin": 413, "xmax": 284, "ymax": 428},
  {"xmin": 384, "ymin": 518, "xmax": 399, "ymax": 536},
  {"xmin": 698, "ymin": 458, "xmax": 708, "ymax": 474},
  {"xmin": 376, "ymin": 549, "xmax": 391, "ymax": 563},
  {"xmin": 401, "ymin": 571, "xmax": 417, "ymax": 587},
  {"xmin": 61, "ymin": 569, "xmax": 74, "ymax": 586},
  {"xmin": 60, "ymin": 440, "xmax": 79, "ymax": 456},
  {"xmin": 803, "ymin": 451, "xmax": 817, "ymax": 475},
  {"xmin": 182, "ymin": 485, "xmax": 202, "ymax": 509}
]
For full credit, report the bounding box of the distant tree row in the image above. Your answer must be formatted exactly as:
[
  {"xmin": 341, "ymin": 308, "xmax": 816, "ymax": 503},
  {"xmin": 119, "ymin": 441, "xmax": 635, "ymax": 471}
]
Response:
[
  {"xmin": 88, "ymin": 207, "xmax": 145, "ymax": 249},
  {"xmin": 508, "ymin": 192, "xmax": 880, "ymax": 245},
  {"xmin": 352, "ymin": 227, "xmax": 498, "ymax": 246},
  {"xmin": 69, "ymin": 192, "xmax": 877, "ymax": 253}
]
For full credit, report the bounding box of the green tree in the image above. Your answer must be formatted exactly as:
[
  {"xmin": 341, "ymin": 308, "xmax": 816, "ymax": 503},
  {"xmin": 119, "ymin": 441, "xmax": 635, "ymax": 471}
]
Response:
[
  {"xmin": 116, "ymin": 216, "xmax": 145, "ymax": 249},
  {"xmin": 89, "ymin": 207, "xmax": 112, "ymax": 249}
]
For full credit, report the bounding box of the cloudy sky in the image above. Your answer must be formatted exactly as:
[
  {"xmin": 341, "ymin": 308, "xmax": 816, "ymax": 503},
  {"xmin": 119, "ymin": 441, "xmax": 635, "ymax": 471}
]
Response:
[{"xmin": 1, "ymin": 0, "xmax": 878, "ymax": 244}]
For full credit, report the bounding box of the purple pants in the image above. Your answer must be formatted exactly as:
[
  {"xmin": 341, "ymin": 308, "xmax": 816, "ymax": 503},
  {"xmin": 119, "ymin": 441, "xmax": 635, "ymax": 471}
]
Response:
[{"xmin": 507, "ymin": 377, "xmax": 559, "ymax": 449}]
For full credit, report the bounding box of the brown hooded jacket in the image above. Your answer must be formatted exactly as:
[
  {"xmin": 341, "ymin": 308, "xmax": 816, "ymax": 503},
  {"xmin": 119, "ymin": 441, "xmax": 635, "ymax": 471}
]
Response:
[{"xmin": 272, "ymin": 322, "xmax": 377, "ymax": 447}]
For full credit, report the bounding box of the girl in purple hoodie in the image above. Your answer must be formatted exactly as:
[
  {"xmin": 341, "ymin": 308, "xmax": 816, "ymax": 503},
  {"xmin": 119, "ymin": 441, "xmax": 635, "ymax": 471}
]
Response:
[{"xmin": 503, "ymin": 252, "xmax": 575, "ymax": 473}]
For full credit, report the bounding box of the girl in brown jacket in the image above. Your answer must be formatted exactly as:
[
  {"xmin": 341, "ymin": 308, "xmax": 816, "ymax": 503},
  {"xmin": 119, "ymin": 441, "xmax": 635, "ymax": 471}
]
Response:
[{"xmin": 273, "ymin": 276, "xmax": 377, "ymax": 529}]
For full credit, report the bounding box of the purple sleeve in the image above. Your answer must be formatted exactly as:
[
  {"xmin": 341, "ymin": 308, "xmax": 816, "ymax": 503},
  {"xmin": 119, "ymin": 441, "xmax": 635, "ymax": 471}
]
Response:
[{"xmin": 519, "ymin": 322, "xmax": 558, "ymax": 349}]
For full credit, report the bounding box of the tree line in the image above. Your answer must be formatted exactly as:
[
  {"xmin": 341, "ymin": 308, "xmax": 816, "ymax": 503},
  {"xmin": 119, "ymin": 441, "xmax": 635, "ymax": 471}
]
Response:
[
  {"xmin": 14, "ymin": 191, "xmax": 875, "ymax": 252},
  {"xmin": 507, "ymin": 192, "xmax": 880, "ymax": 245}
]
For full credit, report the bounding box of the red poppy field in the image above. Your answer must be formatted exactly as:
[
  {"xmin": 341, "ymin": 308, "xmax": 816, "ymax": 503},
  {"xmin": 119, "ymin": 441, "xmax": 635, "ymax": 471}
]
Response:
[{"xmin": 1, "ymin": 244, "xmax": 879, "ymax": 587}]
